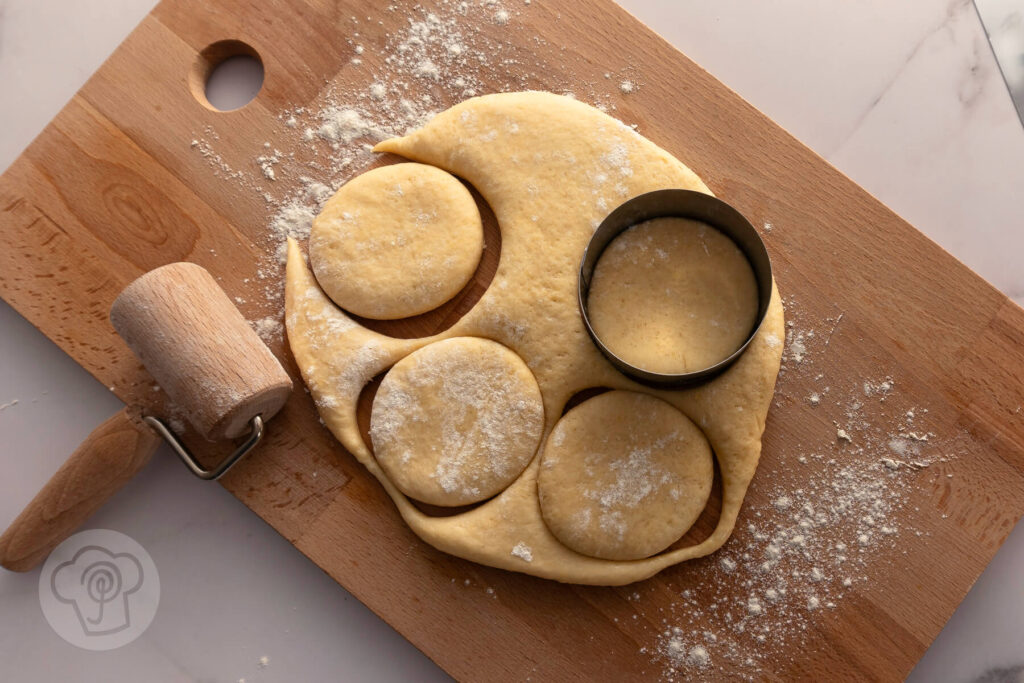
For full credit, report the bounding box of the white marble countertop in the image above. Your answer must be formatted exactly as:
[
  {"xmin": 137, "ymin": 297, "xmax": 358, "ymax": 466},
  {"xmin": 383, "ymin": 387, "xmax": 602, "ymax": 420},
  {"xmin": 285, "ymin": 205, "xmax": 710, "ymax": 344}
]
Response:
[{"xmin": 1, "ymin": 0, "xmax": 1022, "ymax": 680}]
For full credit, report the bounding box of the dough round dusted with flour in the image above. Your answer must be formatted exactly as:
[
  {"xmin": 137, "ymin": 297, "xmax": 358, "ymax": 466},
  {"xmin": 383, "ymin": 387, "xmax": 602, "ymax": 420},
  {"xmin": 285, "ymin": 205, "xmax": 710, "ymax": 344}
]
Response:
[
  {"xmin": 370, "ymin": 337, "xmax": 544, "ymax": 506},
  {"xmin": 309, "ymin": 163, "xmax": 483, "ymax": 320},
  {"xmin": 538, "ymin": 391, "xmax": 713, "ymax": 561},
  {"xmin": 588, "ymin": 217, "xmax": 758, "ymax": 374}
]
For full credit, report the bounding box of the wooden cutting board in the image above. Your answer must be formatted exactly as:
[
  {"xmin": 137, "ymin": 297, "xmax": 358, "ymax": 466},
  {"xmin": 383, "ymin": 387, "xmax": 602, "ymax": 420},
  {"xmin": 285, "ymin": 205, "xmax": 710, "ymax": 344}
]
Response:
[{"xmin": 2, "ymin": 0, "xmax": 1023, "ymax": 679}]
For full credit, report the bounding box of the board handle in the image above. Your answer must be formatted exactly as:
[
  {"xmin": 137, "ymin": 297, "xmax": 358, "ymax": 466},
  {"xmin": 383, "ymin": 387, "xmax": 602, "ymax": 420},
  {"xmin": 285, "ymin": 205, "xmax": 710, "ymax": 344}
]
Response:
[{"xmin": 0, "ymin": 408, "xmax": 160, "ymax": 572}]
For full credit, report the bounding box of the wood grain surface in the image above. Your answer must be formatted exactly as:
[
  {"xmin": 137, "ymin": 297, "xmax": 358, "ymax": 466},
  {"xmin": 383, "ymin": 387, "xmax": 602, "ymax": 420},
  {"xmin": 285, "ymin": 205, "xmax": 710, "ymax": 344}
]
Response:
[{"xmin": 1, "ymin": 0, "xmax": 1023, "ymax": 679}]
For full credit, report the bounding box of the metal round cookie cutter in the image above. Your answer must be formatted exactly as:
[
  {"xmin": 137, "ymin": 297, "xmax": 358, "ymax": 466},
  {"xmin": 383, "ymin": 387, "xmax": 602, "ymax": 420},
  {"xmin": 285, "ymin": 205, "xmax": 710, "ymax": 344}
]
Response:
[{"xmin": 578, "ymin": 189, "xmax": 773, "ymax": 387}]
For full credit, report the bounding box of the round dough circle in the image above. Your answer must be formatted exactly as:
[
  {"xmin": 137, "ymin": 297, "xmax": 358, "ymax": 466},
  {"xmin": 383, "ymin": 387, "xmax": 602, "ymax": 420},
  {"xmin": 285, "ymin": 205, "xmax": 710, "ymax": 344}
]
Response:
[
  {"xmin": 309, "ymin": 162, "xmax": 483, "ymax": 320},
  {"xmin": 538, "ymin": 390, "xmax": 714, "ymax": 561},
  {"xmin": 588, "ymin": 217, "xmax": 758, "ymax": 374},
  {"xmin": 370, "ymin": 337, "xmax": 545, "ymax": 506}
]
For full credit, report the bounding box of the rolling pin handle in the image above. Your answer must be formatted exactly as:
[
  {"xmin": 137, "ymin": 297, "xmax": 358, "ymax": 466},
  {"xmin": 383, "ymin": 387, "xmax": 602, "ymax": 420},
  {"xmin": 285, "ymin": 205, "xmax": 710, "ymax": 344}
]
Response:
[{"xmin": 0, "ymin": 408, "xmax": 160, "ymax": 572}]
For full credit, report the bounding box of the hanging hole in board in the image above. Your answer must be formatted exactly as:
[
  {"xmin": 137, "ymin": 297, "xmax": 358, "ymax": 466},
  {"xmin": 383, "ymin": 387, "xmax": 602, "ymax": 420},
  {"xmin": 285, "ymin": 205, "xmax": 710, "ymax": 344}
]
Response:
[{"xmin": 189, "ymin": 40, "xmax": 264, "ymax": 111}]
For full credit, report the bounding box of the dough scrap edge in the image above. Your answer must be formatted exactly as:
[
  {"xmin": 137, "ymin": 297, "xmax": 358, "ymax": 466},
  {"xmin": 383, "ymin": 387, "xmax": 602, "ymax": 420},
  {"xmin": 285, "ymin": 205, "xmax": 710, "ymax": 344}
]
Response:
[{"xmin": 285, "ymin": 91, "xmax": 784, "ymax": 585}]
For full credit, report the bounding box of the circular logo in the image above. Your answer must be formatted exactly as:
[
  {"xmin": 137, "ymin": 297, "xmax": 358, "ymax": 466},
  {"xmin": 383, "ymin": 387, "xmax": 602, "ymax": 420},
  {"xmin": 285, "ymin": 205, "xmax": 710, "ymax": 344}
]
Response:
[{"xmin": 39, "ymin": 529, "xmax": 160, "ymax": 651}]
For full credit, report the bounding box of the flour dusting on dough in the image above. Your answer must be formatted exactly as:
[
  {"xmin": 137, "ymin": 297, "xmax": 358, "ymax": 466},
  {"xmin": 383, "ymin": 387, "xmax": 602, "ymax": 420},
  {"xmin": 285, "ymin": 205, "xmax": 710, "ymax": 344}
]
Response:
[
  {"xmin": 370, "ymin": 337, "xmax": 544, "ymax": 506},
  {"xmin": 537, "ymin": 391, "xmax": 715, "ymax": 562},
  {"xmin": 584, "ymin": 439, "xmax": 677, "ymax": 511},
  {"xmin": 510, "ymin": 542, "xmax": 534, "ymax": 562}
]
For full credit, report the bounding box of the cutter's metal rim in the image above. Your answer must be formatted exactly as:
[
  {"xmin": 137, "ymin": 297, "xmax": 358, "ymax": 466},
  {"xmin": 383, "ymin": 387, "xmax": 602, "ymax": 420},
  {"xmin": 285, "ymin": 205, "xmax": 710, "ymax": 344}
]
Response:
[{"xmin": 578, "ymin": 189, "xmax": 773, "ymax": 388}]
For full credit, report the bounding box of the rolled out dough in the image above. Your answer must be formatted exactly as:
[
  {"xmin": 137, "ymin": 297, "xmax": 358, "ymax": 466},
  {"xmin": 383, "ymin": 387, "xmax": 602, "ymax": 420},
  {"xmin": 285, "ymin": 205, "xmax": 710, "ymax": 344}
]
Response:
[
  {"xmin": 285, "ymin": 91, "xmax": 784, "ymax": 585},
  {"xmin": 309, "ymin": 162, "xmax": 483, "ymax": 320},
  {"xmin": 588, "ymin": 217, "xmax": 759, "ymax": 374},
  {"xmin": 538, "ymin": 391, "xmax": 713, "ymax": 561},
  {"xmin": 370, "ymin": 337, "xmax": 544, "ymax": 506}
]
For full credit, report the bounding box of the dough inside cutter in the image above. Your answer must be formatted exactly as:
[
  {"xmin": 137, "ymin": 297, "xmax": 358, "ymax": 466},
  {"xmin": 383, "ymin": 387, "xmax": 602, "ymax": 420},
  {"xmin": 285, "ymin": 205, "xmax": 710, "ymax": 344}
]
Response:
[{"xmin": 587, "ymin": 217, "xmax": 759, "ymax": 375}]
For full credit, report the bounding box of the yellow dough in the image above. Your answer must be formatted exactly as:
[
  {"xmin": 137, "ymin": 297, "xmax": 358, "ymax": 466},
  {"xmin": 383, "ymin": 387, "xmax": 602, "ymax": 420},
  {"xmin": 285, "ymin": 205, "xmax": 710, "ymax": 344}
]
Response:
[
  {"xmin": 309, "ymin": 162, "xmax": 483, "ymax": 319},
  {"xmin": 370, "ymin": 337, "xmax": 544, "ymax": 506},
  {"xmin": 285, "ymin": 91, "xmax": 784, "ymax": 585},
  {"xmin": 588, "ymin": 217, "xmax": 759, "ymax": 374},
  {"xmin": 538, "ymin": 391, "xmax": 713, "ymax": 561}
]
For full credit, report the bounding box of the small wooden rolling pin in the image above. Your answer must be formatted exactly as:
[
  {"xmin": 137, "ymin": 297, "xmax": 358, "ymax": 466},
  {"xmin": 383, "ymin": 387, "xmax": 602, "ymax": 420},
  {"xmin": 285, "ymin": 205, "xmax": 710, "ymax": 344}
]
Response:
[{"xmin": 0, "ymin": 263, "xmax": 292, "ymax": 571}]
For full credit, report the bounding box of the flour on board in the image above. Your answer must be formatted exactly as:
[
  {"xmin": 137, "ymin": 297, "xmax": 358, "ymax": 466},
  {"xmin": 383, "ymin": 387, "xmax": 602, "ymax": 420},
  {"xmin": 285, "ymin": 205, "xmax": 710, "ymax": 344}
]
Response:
[{"xmin": 648, "ymin": 300, "xmax": 961, "ymax": 680}]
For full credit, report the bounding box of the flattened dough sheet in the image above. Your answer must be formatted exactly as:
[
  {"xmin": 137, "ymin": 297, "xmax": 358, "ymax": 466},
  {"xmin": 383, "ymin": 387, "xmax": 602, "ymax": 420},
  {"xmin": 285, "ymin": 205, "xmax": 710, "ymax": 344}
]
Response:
[{"xmin": 285, "ymin": 91, "xmax": 784, "ymax": 585}]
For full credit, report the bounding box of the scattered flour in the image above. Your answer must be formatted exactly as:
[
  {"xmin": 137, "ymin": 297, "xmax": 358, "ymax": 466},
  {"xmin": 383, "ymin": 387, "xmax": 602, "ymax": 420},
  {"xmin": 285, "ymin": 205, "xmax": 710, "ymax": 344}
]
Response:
[
  {"xmin": 784, "ymin": 326, "xmax": 810, "ymax": 365},
  {"xmin": 511, "ymin": 541, "xmax": 533, "ymax": 562},
  {"xmin": 269, "ymin": 202, "xmax": 317, "ymax": 263},
  {"xmin": 650, "ymin": 298, "xmax": 960, "ymax": 679},
  {"xmin": 256, "ymin": 146, "xmax": 280, "ymax": 180},
  {"xmin": 687, "ymin": 646, "xmax": 710, "ymax": 668},
  {"xmin": 250, "ymin": 316, "xmax": 284, "ymax": 345},
  {"xmin": 315, "ymin": 106, "xmax": 388, "ymax": 145},
  {"xmin": 658, "ymin": 629, "xmax": 711, "ymax": 671}
]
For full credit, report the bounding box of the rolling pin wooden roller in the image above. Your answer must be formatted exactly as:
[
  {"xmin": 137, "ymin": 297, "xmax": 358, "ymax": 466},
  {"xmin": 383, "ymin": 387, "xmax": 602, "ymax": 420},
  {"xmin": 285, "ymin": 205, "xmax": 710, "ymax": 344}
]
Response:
[{"xmin": 0, "ymin": 263, "xmax": 292, "ymax": 571}]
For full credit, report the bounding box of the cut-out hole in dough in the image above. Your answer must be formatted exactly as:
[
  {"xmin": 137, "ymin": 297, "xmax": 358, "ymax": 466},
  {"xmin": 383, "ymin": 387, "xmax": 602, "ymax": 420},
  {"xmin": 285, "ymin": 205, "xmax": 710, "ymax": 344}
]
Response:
[
  {"xmin": 349, "ymin": 159, "xmax": 502, "ymax": 338},
  {"xmin": 357, "ymin": 370, "xmax": 387, "ymax": 454},
  {"xmin": 559, "ymin": 387, "xmax": 612, "ymax": 417},
  {"xmin": 406, "ymin": 495, "xmax": 495, "ymax": 518}
]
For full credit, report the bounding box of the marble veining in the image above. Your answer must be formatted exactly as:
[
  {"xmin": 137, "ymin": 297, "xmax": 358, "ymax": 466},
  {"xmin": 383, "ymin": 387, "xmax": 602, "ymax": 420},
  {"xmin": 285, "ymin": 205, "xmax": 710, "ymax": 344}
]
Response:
[
  {"xmin": 976, "ymin": 0, "xmax": 1024, "ymax": 124},
  {"xmin": 829, "ymin": 0, "xmax": 979, "ymax": 158},
  {"xmin": 973, "ymin": 664, "xmax": 1024, "ymax": 683}
]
